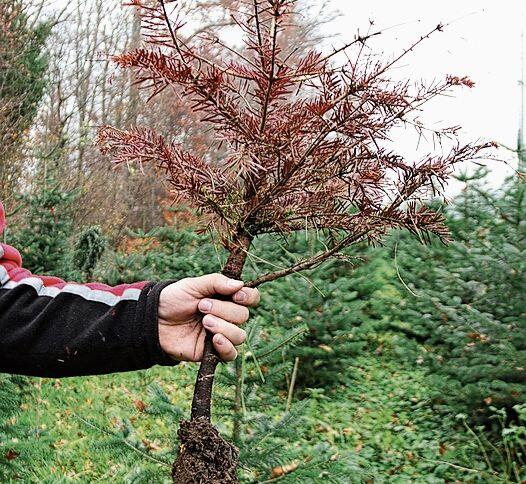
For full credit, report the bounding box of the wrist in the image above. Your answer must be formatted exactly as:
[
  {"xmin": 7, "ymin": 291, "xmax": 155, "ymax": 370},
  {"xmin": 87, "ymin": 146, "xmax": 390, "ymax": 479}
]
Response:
[
  {"xmin": 158, "ymin": 321, "xmax": 171, "ymax": 356},
  {"xmin": 138, "ymin": 280, "xmax": 178, "ymax": 366},
  {"xmin": 158, "ymin": 286, "xmax": 171, "ymax": 324}
]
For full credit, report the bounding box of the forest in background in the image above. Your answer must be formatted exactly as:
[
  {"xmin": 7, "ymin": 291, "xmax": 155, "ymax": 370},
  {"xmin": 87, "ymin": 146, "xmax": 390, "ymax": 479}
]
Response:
[{"xmin": 1, "ymin": 0, "xmax": 526, "ymax": 482}]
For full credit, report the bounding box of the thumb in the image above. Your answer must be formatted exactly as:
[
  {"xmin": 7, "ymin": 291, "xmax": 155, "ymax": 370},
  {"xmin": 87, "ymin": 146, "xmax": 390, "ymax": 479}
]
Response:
[{"xmin": 190, "ymin": 273, "xmax": 244, "ymax": 297}]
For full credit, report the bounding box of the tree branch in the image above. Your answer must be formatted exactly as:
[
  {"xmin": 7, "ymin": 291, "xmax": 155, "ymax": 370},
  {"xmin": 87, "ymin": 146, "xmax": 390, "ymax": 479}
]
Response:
[{"xmin": 246, "ymin": 231, "xmax": 364, "ymax": 287}]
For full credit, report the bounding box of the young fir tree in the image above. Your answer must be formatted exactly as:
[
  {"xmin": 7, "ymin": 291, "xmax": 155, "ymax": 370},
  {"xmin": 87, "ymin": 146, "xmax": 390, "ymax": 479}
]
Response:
[
  {"xmin": 11, "ymin": 172, "xmax": 76, "ymax": 277},
  {"xmin": 392, "ymin": 172, "xmax": 526, "ymax": 424},
  {"xmin": 0, "ymin": 1, "xmax": 50, "ymax": 199},
  {"xmin": 72, "ymin": 225, "xmax": 107, "ymax": 281},
  {"xmin": 252, "ymin": 236, "xmax": 394, "ymax": 390},
  {"xmin": 98, "ymin": 1, "xmax": 491, "ymax": 481}
]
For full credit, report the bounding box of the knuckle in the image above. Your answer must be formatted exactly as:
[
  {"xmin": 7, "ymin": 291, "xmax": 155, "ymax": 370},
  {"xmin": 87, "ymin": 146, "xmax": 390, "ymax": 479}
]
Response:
[
  {"xmin": 210, "ymin": 272, "xmax": 223, "ymax": 283},
  {"xmin": 185, "ymin": 276, "xmax": 201, "ymax": 291}
]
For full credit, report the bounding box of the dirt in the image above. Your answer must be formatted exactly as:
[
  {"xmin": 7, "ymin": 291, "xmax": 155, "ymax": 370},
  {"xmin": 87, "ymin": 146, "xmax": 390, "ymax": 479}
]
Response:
[{"xmin": 172, "ymin": 418, "xmax": 239, "ymax": 484}]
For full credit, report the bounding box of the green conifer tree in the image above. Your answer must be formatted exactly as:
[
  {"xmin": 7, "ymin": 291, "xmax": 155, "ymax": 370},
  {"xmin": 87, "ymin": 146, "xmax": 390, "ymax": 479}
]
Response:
[
  {"xmin": 11, "ymin": 174, "xmax": 76, "ymax": 277},
  {"xmin": 0, "ymin": 1, "xmax": 50, "ymax": 199},
  {"xmin": 72, "ymin": 226, "xmax": 107, "ymax": 281},
  {"xmin": 393, "ymin": 173, "xmax": 526, "ymax": 423}
]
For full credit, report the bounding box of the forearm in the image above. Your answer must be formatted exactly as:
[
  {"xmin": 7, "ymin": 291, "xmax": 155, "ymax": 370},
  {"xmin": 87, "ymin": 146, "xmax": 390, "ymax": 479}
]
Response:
[
  {"xmin": 0, "ymin": 203, "xmax": 256, "ymax": 374},
  {"xmin": 0, "ymin": 268, "xmax": 175, "ymax": 377}
]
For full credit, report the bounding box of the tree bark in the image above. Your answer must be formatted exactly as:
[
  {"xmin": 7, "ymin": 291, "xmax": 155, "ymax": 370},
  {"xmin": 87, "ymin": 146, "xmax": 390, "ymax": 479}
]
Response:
[
  {"xmin": 173, "ymin": 232, "xmax": 252, "ymax": 483},
  {"xmin": 190, "ymin": 232, "xmax": 252, "ymax": 422}
]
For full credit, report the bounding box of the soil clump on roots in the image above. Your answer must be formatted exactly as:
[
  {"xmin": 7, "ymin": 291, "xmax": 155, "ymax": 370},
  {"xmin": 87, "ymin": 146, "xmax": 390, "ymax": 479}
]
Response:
[{"xmin": 172, "ymin": 418, "xmax": 239, "ymax": 484}]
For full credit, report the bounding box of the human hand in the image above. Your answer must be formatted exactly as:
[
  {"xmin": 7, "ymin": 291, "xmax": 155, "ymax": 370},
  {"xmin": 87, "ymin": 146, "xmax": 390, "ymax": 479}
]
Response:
[{"xmin": 157, "ymin": 273, "xmax": 260, "ymax": 362}]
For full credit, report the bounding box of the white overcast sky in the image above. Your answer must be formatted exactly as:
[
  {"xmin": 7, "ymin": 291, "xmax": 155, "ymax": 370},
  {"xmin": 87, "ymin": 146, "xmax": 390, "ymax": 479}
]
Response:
[
  {"xmin": 321, "ymin": 0, "xmax": 526, "ymax": 190},
  {"xmin": 46, "ymin": 0, "xmax": 526, "ymax": 192}
]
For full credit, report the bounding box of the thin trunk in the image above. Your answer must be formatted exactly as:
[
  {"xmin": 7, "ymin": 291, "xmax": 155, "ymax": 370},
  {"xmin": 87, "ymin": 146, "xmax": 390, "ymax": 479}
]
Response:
[{"xmin": 190, "ymin": 232, "xmax": 252, "ymax": 422}]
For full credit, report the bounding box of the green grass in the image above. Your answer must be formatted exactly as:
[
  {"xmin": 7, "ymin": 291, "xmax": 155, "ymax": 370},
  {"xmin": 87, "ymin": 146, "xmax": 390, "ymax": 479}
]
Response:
[
  {"xmin": 2, "ymin": 365, "xmax": 195, "ymax": 482},
  {"xmin": 1, "ymin": 338, "xmax": 499, "ymax": 483}
]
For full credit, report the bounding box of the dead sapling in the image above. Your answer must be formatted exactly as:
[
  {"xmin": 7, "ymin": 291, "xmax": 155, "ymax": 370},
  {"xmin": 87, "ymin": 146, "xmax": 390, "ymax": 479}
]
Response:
[{"xmin": 98, "ymin": 1, "xmax": 492, "ymax": 482}]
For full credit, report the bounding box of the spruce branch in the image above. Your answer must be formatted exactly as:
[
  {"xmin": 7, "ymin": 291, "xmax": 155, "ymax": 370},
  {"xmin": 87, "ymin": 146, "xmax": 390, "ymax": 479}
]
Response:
[{"xmin": 73, "ymin": 413, "xmax": 171, "ymax": 468}]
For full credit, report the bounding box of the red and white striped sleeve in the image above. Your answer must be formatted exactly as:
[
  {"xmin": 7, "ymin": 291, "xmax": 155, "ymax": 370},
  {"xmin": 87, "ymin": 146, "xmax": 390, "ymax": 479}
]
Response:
[{"xmin": 0, "ymin": 202, "xmax": 176, "ymax": 377}]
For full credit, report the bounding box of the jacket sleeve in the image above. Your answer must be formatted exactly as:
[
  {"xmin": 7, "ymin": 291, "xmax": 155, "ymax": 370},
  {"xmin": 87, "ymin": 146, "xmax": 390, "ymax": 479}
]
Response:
[{"xmin": 0, "ymin": 205, "xmax": 176, "ymax": 377}]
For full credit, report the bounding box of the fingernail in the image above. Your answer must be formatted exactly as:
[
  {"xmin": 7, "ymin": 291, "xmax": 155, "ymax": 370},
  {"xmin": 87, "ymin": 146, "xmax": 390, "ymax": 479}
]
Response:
[
  {"xmin": 203, "ymin": 316, "xmax": 216, "ymax": 328},
  {"xmin": 234, "ymin": 290, "xmax": 246, "ymax": 302},
  {"xmin": 228, "ymin": 279, "xmax": 243, "ymax": 287},
  {"xmin": 199, "ymin": 299, "xmax": 213, "ymax": 311},
  {"xmin": 216, "ymin": 335, "xmax": 226, "ymax": 345}
]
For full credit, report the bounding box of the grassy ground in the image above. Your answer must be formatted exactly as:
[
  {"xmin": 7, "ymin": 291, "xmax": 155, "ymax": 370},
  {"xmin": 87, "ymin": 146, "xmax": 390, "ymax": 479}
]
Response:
[
  {"xmin": 2, "ymin": 345, "xmax": 493, "ymax": 483},
  {"xmin": 4, "ymin": 365, "xmax": 195, "ymax": 482}
]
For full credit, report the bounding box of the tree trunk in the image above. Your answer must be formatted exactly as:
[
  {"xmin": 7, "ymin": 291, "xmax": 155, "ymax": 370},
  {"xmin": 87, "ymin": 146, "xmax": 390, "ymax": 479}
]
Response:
[{"xmin": 172, "ymin": 232, "xmax": 252, "ymax": 484}]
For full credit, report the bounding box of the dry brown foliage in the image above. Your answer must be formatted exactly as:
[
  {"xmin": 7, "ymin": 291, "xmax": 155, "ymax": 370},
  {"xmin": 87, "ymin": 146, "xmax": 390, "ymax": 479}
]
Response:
[{"xmin": 98, "ymin": 0, "xmax": 492, "ymax": 284}]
